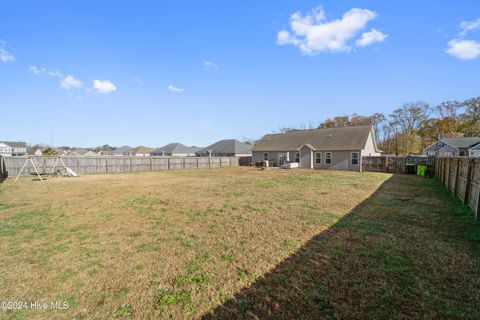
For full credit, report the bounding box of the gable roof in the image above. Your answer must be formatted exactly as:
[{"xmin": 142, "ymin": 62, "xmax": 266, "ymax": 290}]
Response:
[
  {"xmin": 83, "ymin": 150, "xmax": 98, "ymax": 156},
  {"xmin": 442, "ymin": 137, "xmax": 480, "ymax": 149},
  {"xmin": 197, "ymin": 139, "xmax": 252, "ymax": 155},
  {"xmin": 152, "ymin": 143, "xmax": 201, "ymax": 154},
  {"xmin": 252, "ymin": 125, "xmax": 373, "ymax": 152},
  {"xmin": 113, "ymin": 145, "xmax": 133, "ymax": 154},
  {"xmin": 0, "ymin": 141, "xmax": 27, "ymax": 148},
  {"xmin": 470, "ymin": 143, "xmax": 480, "ymax": 151},
  {"xmin": 132, "ymin": 146, "xmax": 155, "ymax": 154}
]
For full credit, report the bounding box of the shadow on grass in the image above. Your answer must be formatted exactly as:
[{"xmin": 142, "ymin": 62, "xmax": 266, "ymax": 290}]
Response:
[{"xmin": 202, "ymin": 174, "xmax": 480, "ymax": 320}]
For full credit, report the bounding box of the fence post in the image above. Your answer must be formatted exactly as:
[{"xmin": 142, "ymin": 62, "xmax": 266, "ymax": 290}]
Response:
[
  {"xmin": 476, "ymin": 183, "xmax": 480, "ymax": 219},
  {"xmin": 196, "ymin": 157, "xmax": 199, "ymax": 169},
  {"xmin": 446, "ymin": 158, "xmax": 452, "ymax": 189},
  {"xmin": 183, "ymin": 157, "xmax": 185, "ymax": 169},
  {"xmin": 454, "ymin": 158, "xmax": 461, "ymax": 196},
  {"xmin": 209, "ymin": 157, "xmax": 211, "ymax": 168},
  {"xmin": 464, "ymin": 159, "xmax": 473, "ymax": 205},
  {"xmin": 168, "ymin": 158, "xmax": 171, "ymax": 170}
]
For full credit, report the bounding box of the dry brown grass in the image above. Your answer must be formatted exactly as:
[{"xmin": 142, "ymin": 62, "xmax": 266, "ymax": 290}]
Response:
[
  {"xmin": 1, "ymin": 167, "xmax": 479, "ymax": 319},
  {"xmin": 0, "ymin": 167, "xmax": 386, "ymax": 319}
]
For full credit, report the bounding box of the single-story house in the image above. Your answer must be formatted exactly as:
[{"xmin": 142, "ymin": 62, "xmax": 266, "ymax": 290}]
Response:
[
  {"xmin": 252, "ymin": 125, "xmax": 381, "ymax": 171},
  {"xmin": 132, "ymin": 146, "xmax": 155, "ymax": 157},
  {"xmin": 83, "ymin": 150, "xmax": 98, "ymax": 156},
  {"xmin": 99, "ymin": 149, "xmax": 115, "ymax": 156},
  {"xmin": 151, "ymin": 143, "xmax": 201, "ymax": 156},
  {"xmin": 195, "ymin": 139, "xmax": 252, "ymax": 157},
  {"xmin": 112, "ymin": 145, "xmax": 133, "ymax": 156},
  {"xmin": 28, "ymin": 147, "xmax": 43, "ymax": 156},
  {"xmin": 68, "ymin": 148, "xmax": 89, "ymax": 156},
  {"xmin": 469, "ymin": 143, "xmax": 480, "ymax": 157},
  {"xmin": 0, "ymin": 141, "xmax": 27, "ymax": 156},
  {"xmin": 423, "ymin": 137, "xmax": 480, "ymax": 157}
]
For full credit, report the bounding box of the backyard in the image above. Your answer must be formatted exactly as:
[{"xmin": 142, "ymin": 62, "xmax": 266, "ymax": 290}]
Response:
[{"xmin": 0, "ymin": 167, "xmax": 479, "ymax": 319}]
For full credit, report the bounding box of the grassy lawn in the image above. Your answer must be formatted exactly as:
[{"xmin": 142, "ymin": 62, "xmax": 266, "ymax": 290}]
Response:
[{"xmin": 0, "ymin": 167, "xmax": 479, "ymax": 319}]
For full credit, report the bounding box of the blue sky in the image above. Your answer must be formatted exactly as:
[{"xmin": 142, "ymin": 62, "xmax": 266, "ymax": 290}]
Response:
[{"xmin": 1, "ymin": 1, "xmax": 479, "ymax": 147}]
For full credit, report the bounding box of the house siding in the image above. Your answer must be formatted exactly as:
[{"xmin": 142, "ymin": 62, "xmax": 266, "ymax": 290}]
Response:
[
  {"xmin": 253, "ymin": 150, "xmax": 361, "ymax": 171},
  {"xmin": 438, "ymin": 145, "xmax": 458, "ymax": 156},
  {"xmin": 314, "ymin": 150, "xmax": 360, "ymax": 171},
  {"xmin": 252, "ymin": 151, "xmax": 297, "ymax": 166},
  {"xmin": 361, "ymin": 132, "xmax": 381, "ymax": 157}
]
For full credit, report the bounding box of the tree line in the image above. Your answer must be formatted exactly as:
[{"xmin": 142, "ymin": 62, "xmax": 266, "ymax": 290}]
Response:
[{"xmin": 276, "ymin": 97, "xmax": 479, "ymax": 156}]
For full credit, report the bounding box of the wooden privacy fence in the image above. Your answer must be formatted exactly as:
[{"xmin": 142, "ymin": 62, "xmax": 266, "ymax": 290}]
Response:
[
  {"xmin": 0, "ymin": 156, "xmax": 6, "ymax": 182},
  {"xmin": 435, "ymin": 157, "xmax": 480, "ymax": 218},
  {"xmin": 362, "ymin": 156, "xmax": 435, "ymax": 174},
  {"xmin": 4, "ymin": 156, "xmax": 240, "ymax": 177}
]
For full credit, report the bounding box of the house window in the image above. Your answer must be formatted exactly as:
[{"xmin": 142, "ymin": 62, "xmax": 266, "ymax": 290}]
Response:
[
  {"xmin": 263, "ymin": 152, "xmax": 268, "ymax": 161},
  {"xmin": 351, "ymin": 152, "xmax": 359, "ymax": 165},
  {"xmin": 295, "ymin": 152, "xmax": 300, "ymax": 163},
  {"xmin": 325, "ymin": 152, "xmax": 332, "ymax": 164},
  {"xmin": 315, "ymin": 152, "xmax": 321, "ymax": 164}
]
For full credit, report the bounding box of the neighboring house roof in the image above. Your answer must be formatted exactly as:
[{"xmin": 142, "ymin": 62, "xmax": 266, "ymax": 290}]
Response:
[
  {"xmin": 469, "ymin": 143, "xmax": 480, "ymax": 151},
  {"xmin": 197, "ymin": 139, "xmax": 252, "ymax": 155},
  {"xmin": 0, "ymin": 141, "xmax": 27, "ymax": 148},
  {"xmin": 441, "ymin": 137, "xmax": 480, "ymax": 149},
  {"xmin": 28, "ymin": 147, "xmax": 43, "ymax": 155},
  {"xmin": 133, "ymin": 146, "xmax": 155, "ymax": 154},
  {"xmin": 113, "ymin": 145, "xmax": 133, "ymax": 154},
  {"xmin": 152, "ymin": 143, "xmax": 201, "ymax": 155},
  {"xmin": 252, "ymin": 125, "xmax": 374, "ymax": 152},
  {"xmin": 71, "ymin": 148, "xmax": 88, "ymax": 155},
  {"xmin": 83, "ymin": 150, "xmax": 98, "ymax": 156},
  {"xmin": 423, "ymin": 137, "xmax": 480, "ymax": 153}
]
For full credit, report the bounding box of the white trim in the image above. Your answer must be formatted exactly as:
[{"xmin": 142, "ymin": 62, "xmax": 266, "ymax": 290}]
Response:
[
  {"xmin": 315, "ymin": 152, "xmax": 321, "ymax": 164},
  {"xmin": 423, "ymin": 139, "xmax": 458, "ymax": 153},
  {"xmin": 438, "ymin": 144, "xmax": 459, "ymax": 152},
  {"xmin": 325, "ymin": 152, "xmax": 332, "ymax": 165},
  {"xmin": 350, "ymin": 152, "xmax": 359, "ymax": 165},
  {"xmin": 468, "ymin": 143, "xmax": 480, "ymax": 151}
]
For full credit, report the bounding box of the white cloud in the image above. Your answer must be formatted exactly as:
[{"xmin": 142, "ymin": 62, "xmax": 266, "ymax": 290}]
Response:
[
  {"xmin": 277, "ymin": 6, "xmax": 386, "ymax": 54},
  {"xmin": 460, "ymin": 18, "xmax": 480, "ymax": 36},
  {"xmin": 92, "ymin": 79, "xmax": 117, "ymax": 94},
  {"xmin": 29, "ymin": 65, "xmax": 64, "ymax": 78},
  {"xmin": 168, "ymin": 84, "xmax": 184, "ymax": 92},
  {"xmin": 0, "ymin": 48, "xmax": 14, "ymax": 62},
  {"xmin": 446, "ymin": 39, "xmax": 480, "ymax": 60},
  {"xmin": 355, "ymin": 29, "xmax": 387, "ymax": 47},
  {"xmin": 47, "ymin": 70, "xmax": 64, "ymax": 78},
  {"xmin": 29, "ymin": 65, "xmax": 46, "ymax": 75},
  {"xmin": 60, "ymin": 75, "xmax": 83, "ymax": 90},
  {"xmin": 203, "ymin": 60, "xmax": 218, "ymax": 69}
]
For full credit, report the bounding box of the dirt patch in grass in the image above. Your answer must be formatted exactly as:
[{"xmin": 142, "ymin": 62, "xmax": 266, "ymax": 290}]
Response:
[{"xmin": 1, "ymin": 168, "xmax": 478, "ymax": 319}]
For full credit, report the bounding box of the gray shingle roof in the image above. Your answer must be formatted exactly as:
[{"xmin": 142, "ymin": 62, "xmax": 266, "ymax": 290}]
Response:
[
  {"xmin": 442, "ymin": 137, "xmax": 480, "ymax": 149},
  {"xmin": 0, "ymin": 141, "xmax": 27, "ymax": 148},
  {"xmin": 252, "ymin": 125, "xmax": 373, "ymax": 152},
  {"xmin": 113, "ymin": 145, "xmax": 133, "ymax": 154},
  {"xmin": 152, "ymin": 143, "xmax": 201, "ymax": 154},
  {"xmin": 197, "ymin": 139, "xmax": 252, "ymax": 155}
]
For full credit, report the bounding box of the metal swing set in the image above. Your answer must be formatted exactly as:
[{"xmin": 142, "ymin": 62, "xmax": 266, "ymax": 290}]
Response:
[{"xmin": 14, "ymin": 156, "xmax": 79, "ymax": 182}]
